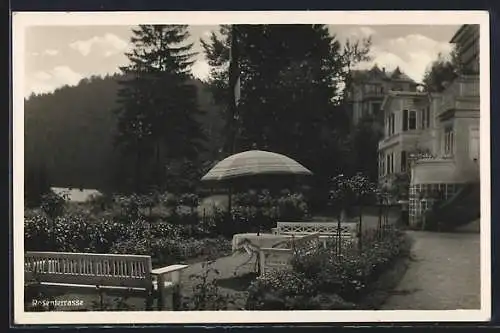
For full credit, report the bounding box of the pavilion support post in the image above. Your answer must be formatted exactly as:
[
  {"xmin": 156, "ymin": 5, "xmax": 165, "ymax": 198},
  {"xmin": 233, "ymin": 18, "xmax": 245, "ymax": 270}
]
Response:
[{"xmin": 228, "ymin": 186, "xmax": 233, "ymax": 213}]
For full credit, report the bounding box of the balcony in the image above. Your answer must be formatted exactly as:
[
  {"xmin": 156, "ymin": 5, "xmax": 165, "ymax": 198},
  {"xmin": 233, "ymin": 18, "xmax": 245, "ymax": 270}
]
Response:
[
  {"xmin": 378, "ymin": 129, "xmax": 423, "ymax": 151},
  {"xmin": 363, "ymin": 90, "xmax": 385, "ymax": 99},
  {"xmin": 440, "ymin": 75, "xmax": 479, "ymax": 115}
]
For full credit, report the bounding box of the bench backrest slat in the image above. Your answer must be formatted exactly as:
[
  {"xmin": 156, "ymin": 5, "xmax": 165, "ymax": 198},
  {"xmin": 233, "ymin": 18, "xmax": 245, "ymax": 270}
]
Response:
[{"xmin": 25, "ymin": 252, "xmax": 153, "ymax": 289}]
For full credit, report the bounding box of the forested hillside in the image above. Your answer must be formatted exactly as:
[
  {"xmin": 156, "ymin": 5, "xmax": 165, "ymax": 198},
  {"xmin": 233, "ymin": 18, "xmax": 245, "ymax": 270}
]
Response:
[{"xmin": 24, "ymin": 74, "xmax": 225, "ymax": 192}]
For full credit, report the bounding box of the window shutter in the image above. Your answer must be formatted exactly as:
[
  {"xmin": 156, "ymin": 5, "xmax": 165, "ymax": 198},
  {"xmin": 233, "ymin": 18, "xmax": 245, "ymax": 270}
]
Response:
[
  {"xmin": 401, "ymin": 151, "xmax": 407, "ymax": 172},
  {"xmin": 386, "ymin": 154, "xmax": 390, "ymax": 175},
  {"xmin": 403, "ymin": 109, "xmax": 408, "ymax": 131}
]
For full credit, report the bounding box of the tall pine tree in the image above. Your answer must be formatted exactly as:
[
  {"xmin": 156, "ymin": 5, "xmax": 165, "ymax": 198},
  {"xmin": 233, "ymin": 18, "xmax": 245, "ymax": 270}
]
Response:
[{"xmin": 115, "ymin": 25, "xmax": 206, "ymax": 193}]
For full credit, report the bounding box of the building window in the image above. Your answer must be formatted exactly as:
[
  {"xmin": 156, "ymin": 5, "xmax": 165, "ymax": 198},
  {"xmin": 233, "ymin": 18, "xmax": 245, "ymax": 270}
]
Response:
[
  {"xmin": 403, "ymin": 109, "xmax": 417, "ymax": 131},
  {"xmin": 444, "ymin": 127, "xmax": 454, "ymax": 156},
  {"xmin": 421, "ymin": 107, "xmax": 430, "ymax": 129},
  {"xmin": 386, "ymin": 154, "xmax": 391, "ymax": 175},
  {"xmin": 401, "ymin": 150, "xmax": 407, "ymax": 172},
  {"xmin": 409, "ymin": 110, "xmax": 417, "ymax": 130},
  {"xmin": 381, "ymin": 153, "xmax": 385, "ymax": 176},
  {"xmin": 387, "ymin": 113, "xmax": 395, "ymax": 136},
  {"xmin": 386, "ymin": 113, "xmax": 395, "ymax": 137},
  {"xmin": 421, "ymin": 108, "xmax": 426, "ymax": 129},
  {"xmin": 386, "ymin": 152, "xmax": 394, "ymax": 174},
  {"xmin": 379, "ymin": 153, "xmax": 386, "ymax": 178},
  {"xmin": 469, "ymin": 127, "xmax": 479, "ymax": 161},
  {"xmin": 426, "ymin": 106, "xmax": 430, "ymax": 128},
  {"xmin": 372, "ymin": 102, "xmax": 382, "ymax": 117},
  {"xmin": 403, "ymin": 109, "xmax": 408, "ymax": 131}
]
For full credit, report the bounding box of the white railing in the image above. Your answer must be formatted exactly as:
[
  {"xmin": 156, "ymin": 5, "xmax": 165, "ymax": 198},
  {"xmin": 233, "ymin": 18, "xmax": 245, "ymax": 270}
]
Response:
[{"xmin": 273, "ymin": 221, "xmax": 356, "ymax": 237}]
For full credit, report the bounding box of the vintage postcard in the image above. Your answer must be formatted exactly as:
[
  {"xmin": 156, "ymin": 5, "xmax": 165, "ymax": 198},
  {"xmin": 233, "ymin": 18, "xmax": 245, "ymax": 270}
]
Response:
[{"xmin": 12, "ymin": 10, "xmax": 490, "ymax": 325}]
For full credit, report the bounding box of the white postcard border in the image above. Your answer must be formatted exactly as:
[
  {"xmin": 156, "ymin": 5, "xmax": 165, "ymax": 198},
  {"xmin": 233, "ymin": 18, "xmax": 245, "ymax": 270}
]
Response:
[{"xmin": 12, "ymin": 10, "xmax": 491, "ymax": 325}]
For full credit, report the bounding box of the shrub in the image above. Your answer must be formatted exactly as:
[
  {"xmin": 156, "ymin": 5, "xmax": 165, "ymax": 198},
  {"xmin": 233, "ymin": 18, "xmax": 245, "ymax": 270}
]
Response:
[
  {"xmin": 246, "ymin": 227, "xmax": 412, "ymax": 309},
  {"xmin": 170, "ymin": 205, "xmax": 200, "ymax": 225},
  {"xmin": 109, "ymin": 234, "xmax": 232, "ymax": 267},
  {"xmin": 113, "ymin": 194, "xmax": 142, "ymax": 221},
  {"xmin": 178, "ymin": 193, "xmax": 199, "ymax": 208},
  {"xmin": 277, "ymin": 192, "xmax": 309, "ymax": 220},
  {"xmin": 245, "ymin": 269, "xmax": 356, "ymax": 310},
  {"xmin": 87, "ymin": 192, "xmax": 114, "ymax": 213},
  {"xmin": 25, "ymin": 214, "xmax": 52, "ymax": 251},
  {"xmin": 149, "ymin": 221, "xmax": 183, "ymax": 238},
  {"xmin": 159, "ymin": 192, "xmax": 179, "ymax": 208},
  {"xmin": 181, "ymin": 261, "xmax": 235, "ymax": 310},
  {"xmin": 40, "ymin": 191, "xmax": 67, "ymax": 219},
  {"xmin": 25, "ymin": 205, "xmax": 232, "ymax": 268}
]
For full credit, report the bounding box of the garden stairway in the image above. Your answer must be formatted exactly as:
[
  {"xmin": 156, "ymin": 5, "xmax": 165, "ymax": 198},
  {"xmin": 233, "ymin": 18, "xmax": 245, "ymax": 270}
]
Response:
[{"xmin": 427, "ymin": 182, "xmax": 480, "ymax": 231}]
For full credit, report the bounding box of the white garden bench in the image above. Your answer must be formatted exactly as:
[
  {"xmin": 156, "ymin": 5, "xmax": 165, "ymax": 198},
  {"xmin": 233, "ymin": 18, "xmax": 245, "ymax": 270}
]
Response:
[
  {"xmin": 258, "ymin": 233, "xmax": 321, "ymax": 275},
  {"xmin": 24, "ymin": 251, "xmax": 188, "ymax": 310},
  {"xmin": 272, "ymin": 221, "xmax": 357, "ymax": 248}
]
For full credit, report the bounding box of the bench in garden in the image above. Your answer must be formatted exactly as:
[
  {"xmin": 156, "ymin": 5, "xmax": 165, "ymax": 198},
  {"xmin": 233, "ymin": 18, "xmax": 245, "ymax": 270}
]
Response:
[
  {"xmin": 258, "ymin": 233, "xmax": 321, "ymax": 275},
  {"xmin": 272, "ymin": 222, "xmax": 357, "ymax": 247},
  {"xmin": 24, "ymin": 251, "xmax": 189, "ymax": 310}
]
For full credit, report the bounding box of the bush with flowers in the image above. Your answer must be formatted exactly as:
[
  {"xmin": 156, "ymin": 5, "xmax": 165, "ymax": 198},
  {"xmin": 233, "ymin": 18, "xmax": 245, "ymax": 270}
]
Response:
[
  {"xmin": 245, "ymin": 227, "xmax": 412, "ymax": 310},
  {"xmin": 24, "ymin": 211, "xmax": 232, "ymax": 267}
]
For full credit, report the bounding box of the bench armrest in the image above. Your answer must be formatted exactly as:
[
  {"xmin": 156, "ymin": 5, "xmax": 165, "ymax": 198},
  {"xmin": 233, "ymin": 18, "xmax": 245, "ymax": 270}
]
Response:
[
  {"xmin": 151, "ymin": 264, "xmax": 189, "ymax": 285},
  {"xmin": 151, "ymin": 264, "xmax": 189, "ymax": 276}
]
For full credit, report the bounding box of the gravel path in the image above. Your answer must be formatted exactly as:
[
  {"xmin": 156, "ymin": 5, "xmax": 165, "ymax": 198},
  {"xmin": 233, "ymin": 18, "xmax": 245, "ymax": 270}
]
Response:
[{"xmin": 382, "ymin": 230, "xmax": 481, "ymax": 310}]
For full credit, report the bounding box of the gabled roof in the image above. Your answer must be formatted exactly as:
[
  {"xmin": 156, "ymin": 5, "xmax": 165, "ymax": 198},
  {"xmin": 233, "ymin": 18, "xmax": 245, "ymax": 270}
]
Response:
[
  {"xmin": 351, "ymin": 65, "xmax": 415, "ymax": 83},
  {"xmin": 390, "ymin": 66, "xmax": 414, "ymax": 82}
]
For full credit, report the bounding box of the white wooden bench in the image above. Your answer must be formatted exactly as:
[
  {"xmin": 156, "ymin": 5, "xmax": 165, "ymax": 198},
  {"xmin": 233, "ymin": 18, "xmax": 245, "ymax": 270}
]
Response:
[
  {"xmin": 258, "ymin": 233, "xmax": 321, "ymax": 276},
  {"xmin": 24, "ymin": 251, "xmax": 188, "ymax": 310},
  {"xmin": 272, "ymin": 222, "xmax": 357, "ymax": 248}
]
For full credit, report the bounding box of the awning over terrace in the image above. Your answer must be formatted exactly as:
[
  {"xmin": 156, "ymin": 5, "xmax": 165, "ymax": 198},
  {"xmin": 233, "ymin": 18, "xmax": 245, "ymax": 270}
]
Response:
[{"xmin": 410, "ymin": 158, "xmax": 459, "ymax": 185}]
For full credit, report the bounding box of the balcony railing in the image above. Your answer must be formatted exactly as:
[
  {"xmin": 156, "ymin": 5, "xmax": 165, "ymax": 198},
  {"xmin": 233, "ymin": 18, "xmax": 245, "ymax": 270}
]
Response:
[
  {"xmin": 440, "ymin": 75, "xmax": 479, "ymax": 113},
  {"xmin": 363, "ymin": 90, "xmax": 385, "ymax": 99}
]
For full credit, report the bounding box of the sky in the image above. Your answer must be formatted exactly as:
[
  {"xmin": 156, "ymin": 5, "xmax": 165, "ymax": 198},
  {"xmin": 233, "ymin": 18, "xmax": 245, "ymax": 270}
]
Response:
[{"xmin": 24, "ymin": 24, "xmax": 461, "ymax": 97}]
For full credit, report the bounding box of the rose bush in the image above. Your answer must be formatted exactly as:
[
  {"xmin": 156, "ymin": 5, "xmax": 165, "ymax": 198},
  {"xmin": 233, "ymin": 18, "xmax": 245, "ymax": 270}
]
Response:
[
  {"xmin": 246, "ymin": 227, "xmax": 412, "ymax": 309},
  {"xmin": 24, "ymin": 211, "xmax": 232, "ymax": 265}
]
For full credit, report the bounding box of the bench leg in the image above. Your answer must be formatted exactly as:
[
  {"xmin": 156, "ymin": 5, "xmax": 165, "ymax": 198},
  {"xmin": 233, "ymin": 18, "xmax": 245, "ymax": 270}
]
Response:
[
  {"xmin": 158, "ymin": 286, "xmax": 175, "ymax": 311},
  {"xmin": 157, "ymin": 276, "xmax": 182, "ymax": 311},
  {"xmin": 145, "ymin": 288, "xmax": 154, "ymax": 311}
]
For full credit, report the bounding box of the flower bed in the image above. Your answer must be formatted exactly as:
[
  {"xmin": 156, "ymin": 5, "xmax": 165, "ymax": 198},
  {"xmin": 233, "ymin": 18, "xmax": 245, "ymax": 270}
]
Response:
[
  {"xmin": 24, "ymin": 212, "xmax": 232, "ymax": 267},
  {"xmin": 245, "ymin": 227, "xmax": 412, "ymax": 310}
]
